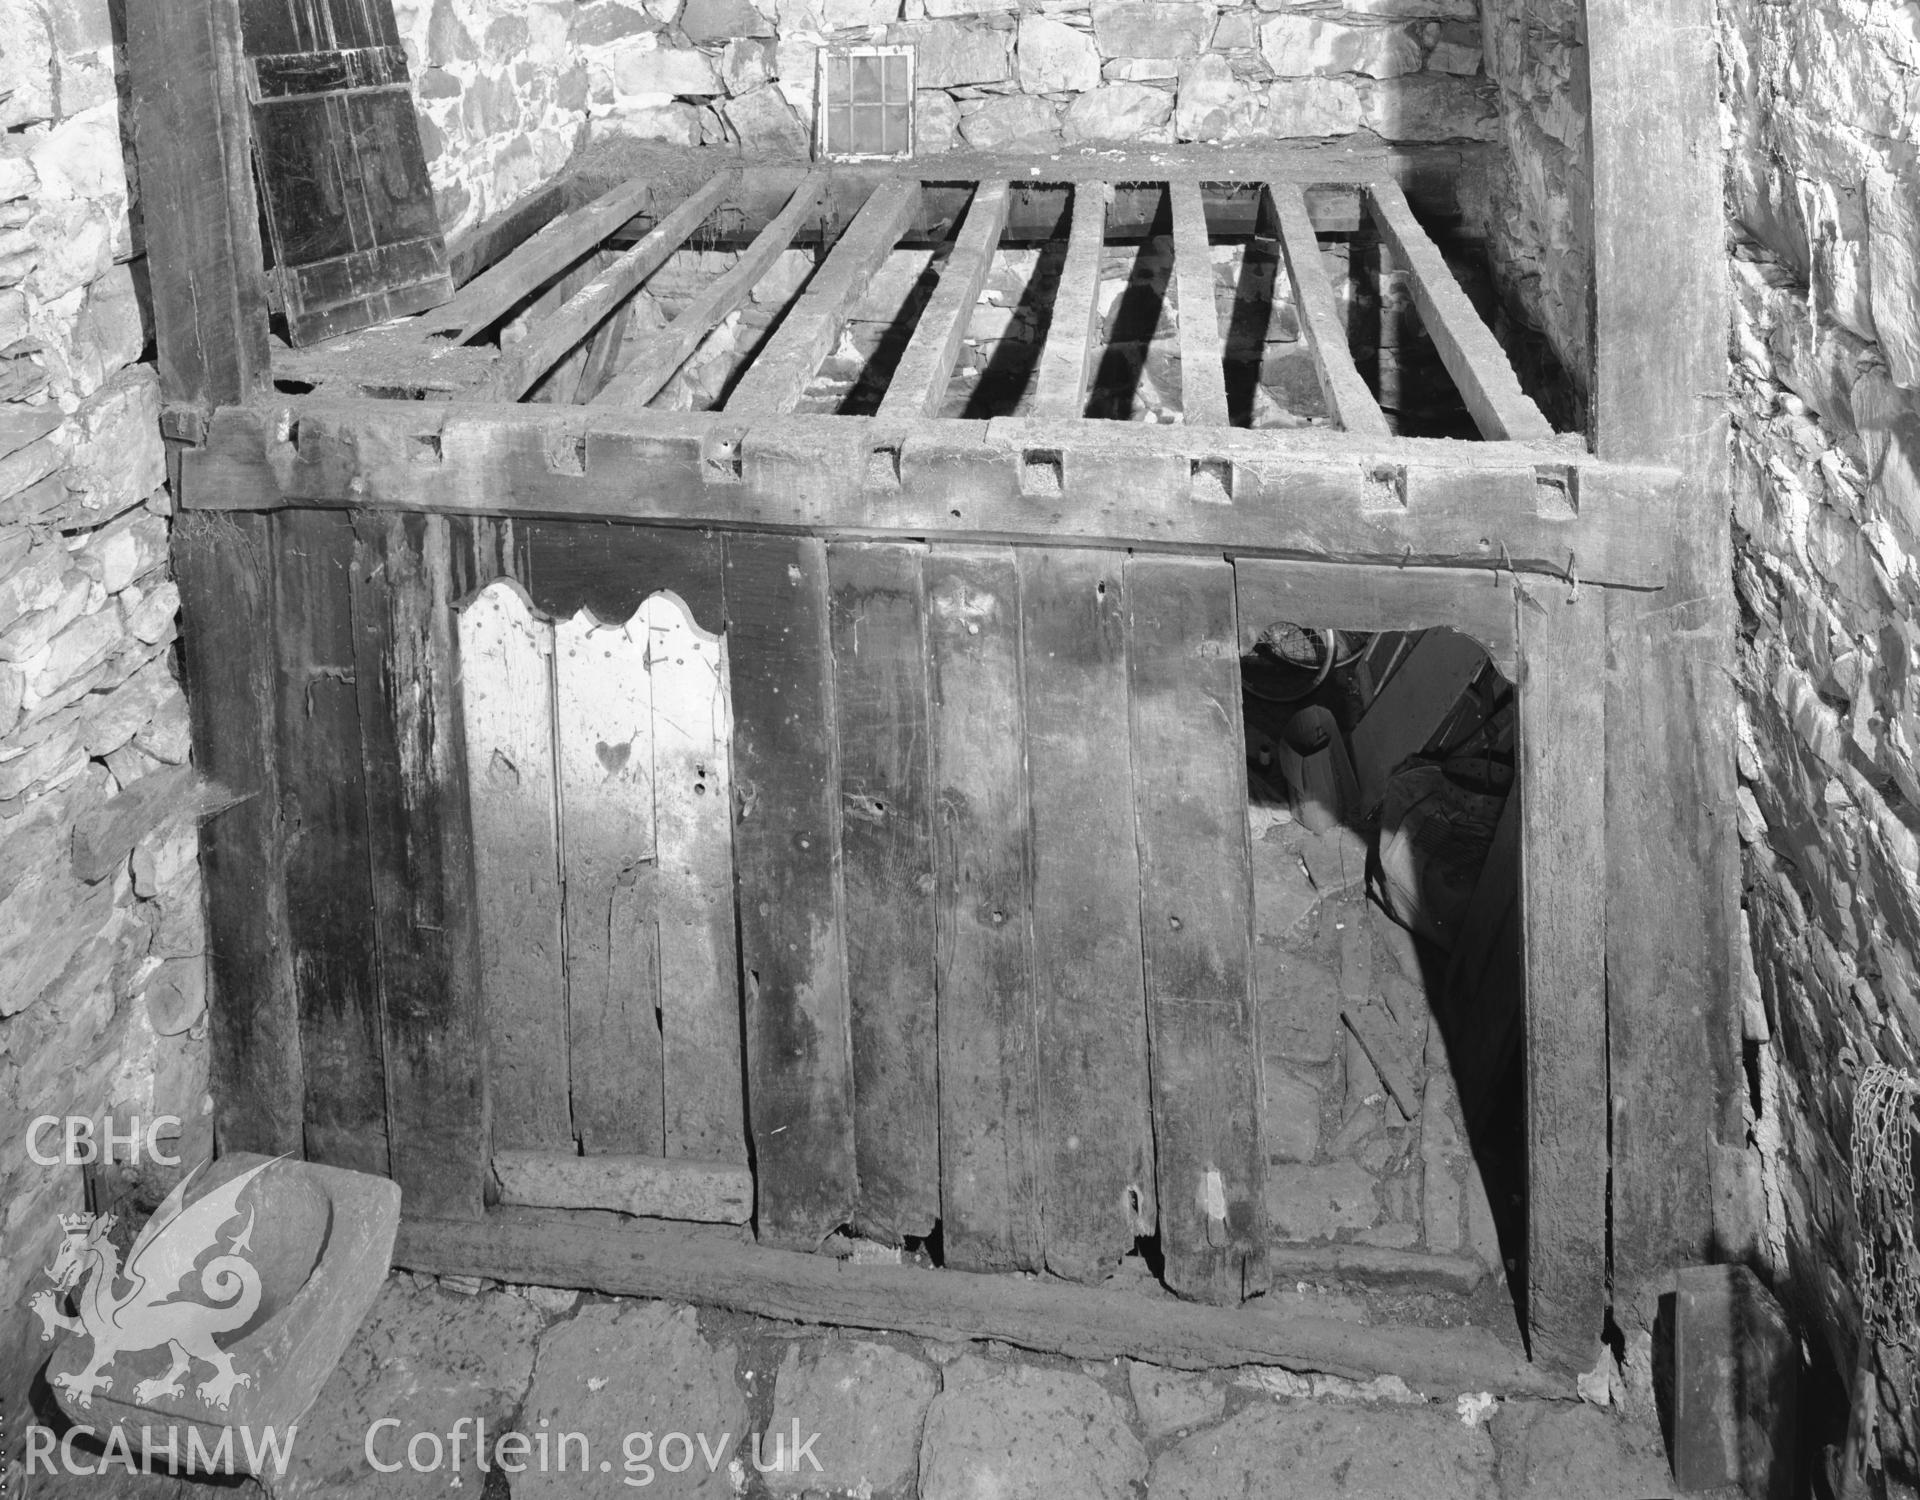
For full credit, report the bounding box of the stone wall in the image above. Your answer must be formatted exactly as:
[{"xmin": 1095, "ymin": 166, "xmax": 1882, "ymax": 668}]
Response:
[
  {"xmin": 574, "ymin": 0, "xmax": 1499, "ymax": 156},
  {"xmin": 392, "ymin": 0, "xmax": 592, "ymax": 236},
  {"xmin": 1476, "ymin": 0, "xmax": 1587, "ymax": 421},
  {"xmin": 0, "ymin": 0, "xmax": 212, "ymax": 1440},
  {"xmin": 1721, "ymin": 0, "xmax": 1920, "ymax": 1473},
  {"xmin": 401, "ymin": 0, "xmax": 1505, "ymax": 230}
]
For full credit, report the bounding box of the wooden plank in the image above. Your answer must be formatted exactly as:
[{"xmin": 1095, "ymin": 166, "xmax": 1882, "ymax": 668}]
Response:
[
  {"xmin": 826, "ymin": 542, "xmax": 941, "ymax": 1243},
  {"xmin": 1341, "ymin": 1004, "xmax": 1420, "ymax": 1120},
  {"xmin": 174, "ymin": 511, "xmax": 302, "ymax": 1156},
  {"xmin": 1268, "ymin": 183, "xmax": 1391, "ymax": 439},
  {"xmin": 1127, "ymin": 553, "xmax": 1264, "ymax": 1304},
  {"xmin": 457, "ymin": 579, "xmax": 570, "ymax": 1151},
  {"xmin": 924, "ymin": 547, "xmax": 1042, "ymax": 1272},
  {"xmin": 349, "ymin": 511, "xmax": 486, "ymax": 1218},
  {"xmin": 1019, "ymin": 548, "xmax": 1156, "ymax": 1283},
  {"xmin": 725, "ymin": 533, "xmax": 856, "ymax": 1247},
  {"xmin": 1032, "ymin": 184, "xmax": 1108, "ymax": 421},
  {"xmin": 571, "ymin": 300, "xmax": 635, "ymax": 405},
  {"xmin": 554, "ymin": 603, "xmax": 664, "ymax": 1157},
  {"xmin": 521, "ymin": 521, "xmax": 724, "ymax": 633},
  {"xmin": 596, "ymin": 173, "xmax": 830, "ymax": 411},
  {"xmin": 1518, "ymin": 583, "xmax": 1608, "ymax": 1372},
  {"xmin": 186, "ymin": 402, "xmax": 1666, "ymax": 588},
  {"xmin": 1169, "ymin": 180, "xmax": 1229, "ymax": 428},
  {"xmin": 125, "ymin": 0, "xmax": 271, "ymax": 409},
  {"xmin": 446, "ymin": 179, "xmax": 570, "ymax": 289},
  {"xmin": 1232, "ymin": 558, "xmax": 1518, "ymax": 681},
  {"xmin": 634, "ymin": 590, "xmax": 746, "ymax": 1163},
  {"xmin": 1365, "ymin": 181, "xmax": 1555, "ymax": 443},
  {"xmin": 273, "ymin": 507, "xmax": 385, "ymax": 1175},
  {"xmin": 493, "ymin": 172, "xmax": 734, "ymax": 400},
  {"xmin": 494, "ymin": 1150, "xmax": 753, "ymax": 1224},
  {"xmin": 877, "ymin": 181, "xmax": 1010, "ymax": 421},
  {"xmin": 398, "ymin": 1207, "xmax": 1566, "ymax": 1397},
  {"xmin": 1589, "ymin": 0, "xmax": 1739, "ymax": 1307},
  {"xmin": 724, "ymin": 179, "xmax": 922, "ymax": 415},
  {"xmin": 416, "ymin": 174, "xmax": 663, "ymax": 342}
]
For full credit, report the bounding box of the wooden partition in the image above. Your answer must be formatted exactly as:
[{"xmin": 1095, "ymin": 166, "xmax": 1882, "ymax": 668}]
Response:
[{"xmin": 129, "ymin": 0, "xmax": 1727, "ymax": 1384}]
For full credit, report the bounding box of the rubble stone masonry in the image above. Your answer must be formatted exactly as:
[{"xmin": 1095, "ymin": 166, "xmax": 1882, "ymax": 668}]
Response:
[
  {"xmin": 0, "ymin": 0, "xmax": 215, "ymax": 1431},
  {"xmin": 1720, "ymin": 0, "xmax": 1920, "ymax": 1458},
  {"xmin": 400, "ymin": 0, "xmax": 1501, "ymax": 237}
]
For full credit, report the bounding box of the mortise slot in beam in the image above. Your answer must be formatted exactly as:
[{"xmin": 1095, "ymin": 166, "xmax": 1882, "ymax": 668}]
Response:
[
  {"xmin": 1267, "ymin": 182, "xmax": 1391, "ymax": 439},
  {"xmin": 1033, "ymin": 183, "xmax": 1107, "ymax": 421},
  {"xmin": 1169, "ymin": 180, "xmax": 1228, "ymax": 428},
  {"xmin": 877, "ymin": 181, "xmax": 1011, "ymax": 421},
  {"xmin": 595, "ymin": 172, "xmax": 832, "ymax": 412},
  {"xmin": 417, "ymin": 174, "xmax": 663, "ymax": 343},
  {"xmin": 493, "ymin": 172, "xmax": 736, "ymax": 401},
  {"xmin": 724, "ymin": 178, "xmax": 924, "ymax": 416},
  {"xmin": 1364, "ymin": 181, "xmax": 1555, "ymax": 444}
]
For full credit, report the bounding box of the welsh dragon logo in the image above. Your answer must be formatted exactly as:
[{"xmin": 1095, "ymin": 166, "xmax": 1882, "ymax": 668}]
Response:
[{"xmin": 29, "ymin": 1157, "xmax": 277, "ymax": 1411}]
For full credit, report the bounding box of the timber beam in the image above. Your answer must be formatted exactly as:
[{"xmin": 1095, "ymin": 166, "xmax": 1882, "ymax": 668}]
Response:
[
  {"xmin": 180, "ymin": 398, "xmax": 1677, "ymax": 587},
  {"xmin": 396, "ymin": 1207, "xmax": 1564, "ymax": 1397}
]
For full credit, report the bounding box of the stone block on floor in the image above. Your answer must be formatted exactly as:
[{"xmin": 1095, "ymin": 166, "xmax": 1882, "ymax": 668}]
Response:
[
  {"xmin": 764, "ymin": 1338, "xmax": 938, "ymax": 1498},
  {"xmin": 919, "ymin": 1355, "xmax": 1145, "ymax": 1500},
  {"xmin": 1150, "ymin": 1402, "xmax": 1496, "ymax": 1499},
  {"xmin": 1126, "ymin": 1360, "xmax": 1225, "ymax": 1441}
]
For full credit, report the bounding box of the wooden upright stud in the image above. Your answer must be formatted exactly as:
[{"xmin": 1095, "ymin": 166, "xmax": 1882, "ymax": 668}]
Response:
[{"xmin": 1588, "ymin": 0, "xmax": 1739, "ymax": 1305}]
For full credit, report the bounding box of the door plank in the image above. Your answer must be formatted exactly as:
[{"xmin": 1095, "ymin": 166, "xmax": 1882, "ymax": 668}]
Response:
[
  {"xmin": 724, "ymin": 532, "xmax": 856, "ymax": 1248},
  {"xmin": 1518, "ymin": 584, "xmax": 1608, "ymax": 1370},
  {"xmin": 175, "ymin": 511, "xmax": 302, "ymax": 1156},
  {"xmin": 274, "ymin": 506, "xmax": 385, "ymax": 1175},
  {"xmin": 1127, "ymin": 553, "xmax": 1265, "ymax": 1303},
  {"xmin": 1170, "ymin": 180, "xmax": 1229, "ymax": 428},
  {"xmin": 348, "ymin": 511, "xmax": 486, "ymax": 1217},
  {"xmin": 925, "ymin": 546, "xmax": 1043, "ymax": 1272},
  {"xmin": 877, "ymin": 181, "xmax": 1011, "ymax": 420},
  {"xmin": 457, "ymin": 579, "xmax": 570, "ymax": 1151},
  {"xmin": 1032, "ymin": 183, "xmax": 1108, "ymax": 420},
  {"xmin": 555, "ymin": 604, "xmax": 665, "ymax": 1156},
  {"xmin": 637, "ymin": 591, "xmax": 747, "ymax": 1163},
  {"xmin": 1364, "ymin": 182, "xmax": 1555, "ymax": 443},
  {"xmin": 1020, "ymin": 547, "xmax": 1156, "ymax": 1282},
  {"xmin": 827, "ymin": 541, "xmax": 941, "ymax": 1242},
  {"xmin": 596, "ymin": 172, "xmax": 831, "ymax": 410},
  {"xmin": 1267, "ymin": 183, "xmax": 1390, "ymax": 438},
  {"xmin": 724, "ymin": 179, "xmax": 922, "ymax": 415}
]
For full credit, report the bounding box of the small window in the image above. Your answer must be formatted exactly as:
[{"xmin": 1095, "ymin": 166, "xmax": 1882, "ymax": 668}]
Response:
[{"xmin": 815, "ymin": 44, "xmax": 915, "ymax": 161}]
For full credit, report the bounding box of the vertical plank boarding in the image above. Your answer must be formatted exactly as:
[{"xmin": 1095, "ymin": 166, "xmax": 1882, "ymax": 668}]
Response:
[
  {"xmin": 458, "ymin": 580, "xmax": 571, "ymax": 1151},
  {"xmin": 1021, "ymin": 548, "xmax": 1156, "ymax": 1282},
  {"xmin": 926, "ymin": 546, "xmax": 1043, "ymax": 1272},
  {"xmin": 349, "ymin": 512, "xmax": 487, "ymax": 1218},
  {"xmin": 828, "ymin": 542, "xmax": 941, "ymax": 1242},
  {"xmin": 275, "ymin": 507, "xmax": 385, "ymax": 1174},
  {"xmin": 554, "ymin": 605, "xmax": 665, "ymax": 1156},
  {"xmin": 176, "ymin": 511, "xmax": 303, "ymax": 1157},
  {"xmin": 1127, "ymin": 554, "xmax": 1265, "ymax": 1304},
  {"xmin": 726, "ymin": 533, "xmax": 857, "ymax": 1247}
]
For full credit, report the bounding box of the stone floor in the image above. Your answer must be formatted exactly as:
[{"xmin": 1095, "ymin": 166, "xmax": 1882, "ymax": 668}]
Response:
[{"xmin": 16, "ymin": 1271, "xmax": 1693, "ymax": 1500}]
